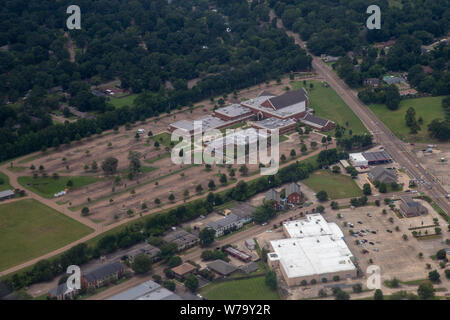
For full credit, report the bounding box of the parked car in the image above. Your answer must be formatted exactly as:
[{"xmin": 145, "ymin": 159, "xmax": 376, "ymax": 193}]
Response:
[
  {"xmin": 358, "ymin": 221, "xmax": 363, "ymax": 224},
  {"xmin": 369, "ymin": 242, "xmax": 375, "ymax": 245},
  {"xmin": 371, "ymin": 231, "xmax": 377, "ymax": 234},
  {"xmin": 386, "ymin": 229, "xmax": 392, "ymax": 233}
]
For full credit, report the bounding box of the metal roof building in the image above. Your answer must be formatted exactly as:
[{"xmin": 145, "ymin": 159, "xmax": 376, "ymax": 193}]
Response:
[
  {"xmin": 108, "ymin": 280, "xmax": 181, "ymax": 300},
  {"xmin": 0, "ymin": 190, "xmax": 14, "ymax": 201},
  {"xmin": 350, "ymin": 151, "xmax": 392, "ymax": 166},
  {"xmin": 265, "ymin": 89, "xmax": 308, "ymax": 110},
  {"xmin": 214, "ymin": 104, "xmax": 253, "ymax": 120}
]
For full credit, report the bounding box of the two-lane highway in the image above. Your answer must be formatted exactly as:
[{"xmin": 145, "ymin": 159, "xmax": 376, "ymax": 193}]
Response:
[{"xmin": 274, "ymin": 14, "xmax": 449, "ymax": 215}]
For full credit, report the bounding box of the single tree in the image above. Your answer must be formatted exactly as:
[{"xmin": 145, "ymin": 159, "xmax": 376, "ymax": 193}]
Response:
[
  {"xmin": 199, "ymin": 228, "xmax": 216, "ymax": 247},
  {"xmin": 102, "ymin": 157, "xmax": 118, "ymax": 175},
  {"xmin": 374, "ymin": 289, "xmax": 384, "ymax": 300},
  {"xmin": 316, "ymin": 190, "xmax": 328, "ymax": 202},
  {"xmin": 265, "ymin": 270, "xmax": 277, "ymax": 290},
  {"xmin": 184, "ymin": 275, "xmax": 199, "ymax": 292},
  {"xmin": 132, "ymin": 253, "xmax": 152, "ymax": 274}
]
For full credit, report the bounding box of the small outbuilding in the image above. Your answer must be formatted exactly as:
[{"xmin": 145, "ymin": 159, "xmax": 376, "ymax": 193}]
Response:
[
  {"xmin": 206, "ymin": 260, "xmax": 238, "ymax": 276},
  {"xmin": 0, "ymin": 190, "xmax": 14, "ymax": 202}
]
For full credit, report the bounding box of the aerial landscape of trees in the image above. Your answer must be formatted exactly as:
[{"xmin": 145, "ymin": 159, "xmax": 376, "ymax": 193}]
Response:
[
  {"xmin": 271, "ymin": 0, "xmax": 449, "ymax": 140},
  {"xmin": 0, "ymin": 0, "xmax": 312, "ymax": 162}
]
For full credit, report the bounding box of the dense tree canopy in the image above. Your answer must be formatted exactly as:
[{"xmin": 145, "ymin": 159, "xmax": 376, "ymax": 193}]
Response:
[{"xmin": 0, "ymin": 0, "xmax": 311, "ymax": 162}]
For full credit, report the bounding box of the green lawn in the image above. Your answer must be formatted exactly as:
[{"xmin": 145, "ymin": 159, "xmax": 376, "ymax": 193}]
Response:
[
  {"xmin": 0, "ymin": 171, "xmax": 13, "ymax": 191},
  {"xmin": 144, "ymin": 152, "xmax": 171, "ymax": 164},
  {"xmin": 18, "ymin": 175, "xmax": 99, "ymax": 198},
  {"xmin": 152, "ymin": 132, "xmax": 176, "ymax": 148},
  {"xmin": 200, "ymin": 276, "xmax": 280, "ymax": 300},
  {"xmin": 369, "ymin": 96, "xmax": 446, "ymax": 142},
  {"xmin": 291, "ymin": 80, "xmax": 368, "ymax": 135},
  {"xmin": 0, "ymin": 199, "xmax": 93, "ymax": 271},
  {"xmin": 140, "ymin": 166, "xmax": 158, "ymax": 173},
  {"xmin": 303, "ymin": 170, "xmax": 363, "ymax": 199},
  {"xmin": 109, "ymin": 94, "xmax": 137, "ymax": 108}
]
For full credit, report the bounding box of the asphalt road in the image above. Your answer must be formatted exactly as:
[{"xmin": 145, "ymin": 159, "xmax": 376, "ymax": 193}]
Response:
[{"xmin": 272, "ymin": 12, "xmax": 450, "ymax": 215}]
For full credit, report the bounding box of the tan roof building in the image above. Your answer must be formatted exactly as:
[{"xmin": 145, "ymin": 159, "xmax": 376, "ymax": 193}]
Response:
[{"xmin": 171, "ymin": 262, "xmax": 197, "ymax": 279}]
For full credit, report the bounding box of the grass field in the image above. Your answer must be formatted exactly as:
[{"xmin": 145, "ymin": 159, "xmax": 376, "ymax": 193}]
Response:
[
  {"xmin": 303, "ymin": 170, "xmax": 363, "ymax": 199},
  {"xmin": 369, "ymin": 96, "xmax": 446, "ymax": 142},
  {"xmin": 0, "ymin": 171, "xmax": 13, "ymax": 192},
  {"xmin": 200, "ymin": 276, "xmax": 280, "ymax": 300},
  {"xmin": 140, "ymin": 166, "xmax": 158, "ymax": 173},
  {"xmin": 0, "ymin": 199, "xmax": 93, "ymax": 271},
  {"xmin": 109, "ymin": 94, "xmax": 137, "ymax": 108},
  {"xmin": 18, "ymin": 175, "xmax": 99, "ymax": 198},
  {"xmin": 152, "ymin": 132, "xmax": 175, "ymax": 148},
  {"xmin": 291, "ymin": 80, "xmax": 368, "ymax": 135},
  {"xmin": 144, "ymin": 152, "xmax": 171, "ymax": 164}
]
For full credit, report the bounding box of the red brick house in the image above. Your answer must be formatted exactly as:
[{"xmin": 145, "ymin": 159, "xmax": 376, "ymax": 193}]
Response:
[{"xmin": 286, "ymin": 183, "xmax": 302, "ymax": 204}]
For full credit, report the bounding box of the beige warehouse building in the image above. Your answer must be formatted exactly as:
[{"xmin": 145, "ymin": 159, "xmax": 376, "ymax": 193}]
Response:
[{"xmin": 268, "ymin": 214, "xmax": 357, "ymax": 286}]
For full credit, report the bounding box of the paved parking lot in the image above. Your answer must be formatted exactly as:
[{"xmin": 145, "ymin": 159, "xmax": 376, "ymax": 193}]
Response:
[{"xmin": 326, "ymin": 204, "xmax": 445, "ymax": 282}]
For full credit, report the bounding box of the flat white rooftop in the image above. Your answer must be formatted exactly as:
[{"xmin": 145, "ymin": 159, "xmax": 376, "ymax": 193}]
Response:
[
  {"xmin": 170, "ymin": 115, "xmax": 230, "ymax": 133},
  {"xmin": 270, "ymin": 236, "xmax": 355, "ymax": 278},
  {"xmin": 270, "ymin": 214, "xmax": 355, "ymax": 279},
  {"xmin": 283, "ymin": 214, "xmax": 343, "ymax": 239},
  {"xmin": 349, "ymin": 152, "xmax": 366, "ymax": 162},
  {"xmin": 206, "ymin": 128, "xmax": 270, "ymax": 149}
]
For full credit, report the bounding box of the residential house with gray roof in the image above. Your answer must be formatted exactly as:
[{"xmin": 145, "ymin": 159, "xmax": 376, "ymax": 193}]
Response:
[
  {"xmin": 368, "ymin": 167, "xmax": 397, "ymax": 184},
  {"xmin": 206, "ymin": 260, "xmax": 238, "ymax": 276}
]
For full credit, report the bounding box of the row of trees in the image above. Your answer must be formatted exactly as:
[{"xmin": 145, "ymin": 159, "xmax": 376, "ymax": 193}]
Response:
[
  {"xmin": 5, "ymin": 148, "xmax": 343, "ymax": 290},
  {"xmin": 428, "ymin": 96, "xmax": 450, "ymax": 141}
]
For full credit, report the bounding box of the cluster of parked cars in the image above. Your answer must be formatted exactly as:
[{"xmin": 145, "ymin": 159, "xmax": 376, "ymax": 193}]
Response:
[{"xmin": 345, "ymin": 217, "xmax": 380, "ymax": 253}]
